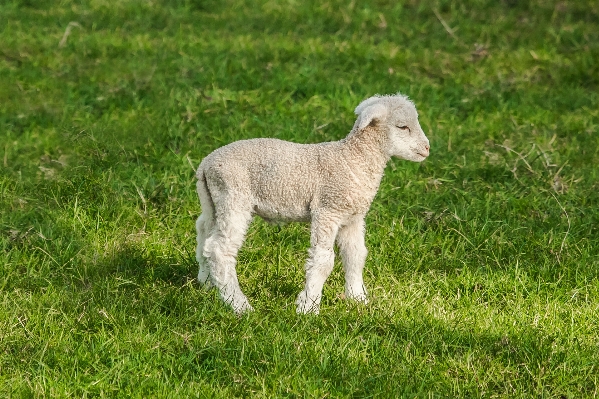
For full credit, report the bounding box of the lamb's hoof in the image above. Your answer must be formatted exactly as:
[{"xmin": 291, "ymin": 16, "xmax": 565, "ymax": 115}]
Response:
[
  {"xmin": 232, "ymin": 301, "xmax": 254, "ymax": 315},
  {"xmin": 224, "ymin": 293, "xmax": 254, "ymax": 315},
  {"xmin": 296, "ymin": 304, "xmax": 320, "ymax": 315},
  {"xmin": 295, "ymin": 292, "xmax": 320, "ymax": 315},
  {"xmin": 346, "ymin": 292, "xmax": 369, "ymax": 304},
  {"xmin": 197, "ymin": 277, "xmax": 215, "ymax": 291}
]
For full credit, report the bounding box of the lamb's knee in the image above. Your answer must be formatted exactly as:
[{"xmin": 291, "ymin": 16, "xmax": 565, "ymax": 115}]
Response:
[
  {"xmin": 196, "ymin": 213, "xmax": 215, "ymax": 252},
  {"xmin": 306, "ymin": 246, "xmax": 335, "ymax": 273},
  {"xmin": 359, "ymin": 244, "xmax": 368, "ymax": 258},
  {"xmin": 342, "ymin": 243, "xmax": 367, "ymax": 268},
  {"xmin": 202, "ymin": 236, "xmax": 237, "ymax": 282},
  {"xmin": 346, "ymin": 241, "xmax": 367, "ymax": 257},
  {"xmin": 203, "ymin": 236, "xmax": 229, "ymax": 265},
  {"xmin": 203, "ymin": 233, "xmax": 241, "ymax": 260}
]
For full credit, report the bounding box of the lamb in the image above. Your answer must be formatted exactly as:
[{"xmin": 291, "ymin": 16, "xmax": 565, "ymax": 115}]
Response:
[{"xmin": 195, "ymin": 93, "xmax": 430, "ymax": 314}]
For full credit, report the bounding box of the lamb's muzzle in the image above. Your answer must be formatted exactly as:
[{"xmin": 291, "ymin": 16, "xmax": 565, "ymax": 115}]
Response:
[{"xmin": 195, "ymin": 93, "xmax": 430, "ymax": 314}]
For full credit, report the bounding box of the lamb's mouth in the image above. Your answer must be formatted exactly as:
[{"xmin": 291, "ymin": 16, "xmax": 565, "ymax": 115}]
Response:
[{"xmin": 415, "ymin": 151, "xmax": 428, "ymax": 158}]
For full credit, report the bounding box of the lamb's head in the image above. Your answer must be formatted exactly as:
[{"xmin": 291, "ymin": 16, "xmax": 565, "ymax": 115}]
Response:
[{"xmin": 354, "ymin": 94, "xmax": 430, "ymax": 162}]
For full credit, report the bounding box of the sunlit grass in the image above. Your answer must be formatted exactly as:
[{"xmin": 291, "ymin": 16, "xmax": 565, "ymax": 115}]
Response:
[{"xmin": 1, "ymin": 0, "xmax": 598, "ymax": 397}]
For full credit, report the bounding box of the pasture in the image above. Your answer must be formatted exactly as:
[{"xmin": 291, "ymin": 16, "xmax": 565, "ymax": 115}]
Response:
[{"xmin": 1, "ymin": 0, "xmax": 598, "ymax": 397}]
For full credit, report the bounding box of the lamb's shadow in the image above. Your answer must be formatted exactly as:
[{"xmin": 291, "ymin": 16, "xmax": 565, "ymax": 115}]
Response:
[
  {"xmin": 79, "ymin": 226, "xmax": 306, "ymax": 303},
  {"xmin": 80, "ymin": 240, "xmax": 195, "ymax": 289}
]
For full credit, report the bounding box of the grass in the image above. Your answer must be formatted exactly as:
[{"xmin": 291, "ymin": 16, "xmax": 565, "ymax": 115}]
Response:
[{"xmin": 1, "ymin": 0, "xmax": 598, "ymax": 397}]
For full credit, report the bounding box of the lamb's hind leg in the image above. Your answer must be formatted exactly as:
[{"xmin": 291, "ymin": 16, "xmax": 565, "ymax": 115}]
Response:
[
  {"xmin": 203, "ymin": 207, "xmax": 253, "ymax": 314},
  {"xmin": 296, "ymin": 212, "xmax": 340, "ymax": 314},
  {"xmin": 196, "ymin": 175, "xmax": 216, "ymax": 290},
  {"xmin": 196, "ymin": 213, "xmax": 214, "ymax": 290},
  {"xmin": 337, "ymin": 217, "xmax": 368, "ymax": 303}
]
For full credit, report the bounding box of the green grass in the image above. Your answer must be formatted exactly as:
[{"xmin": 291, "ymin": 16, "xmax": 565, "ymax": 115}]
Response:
[{"xmin": 1, "ymin": 0, "xmax": 599, "ymax": 397}]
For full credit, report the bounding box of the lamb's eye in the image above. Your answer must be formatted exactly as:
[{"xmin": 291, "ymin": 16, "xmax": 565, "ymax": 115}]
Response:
[{"xmin": 397, "ymin": 125, "xmax": 410, "ymax": 131}]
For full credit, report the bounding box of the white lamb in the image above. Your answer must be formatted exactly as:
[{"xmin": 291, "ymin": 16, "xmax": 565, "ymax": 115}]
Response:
[{"xmin": 195, "ymin": 93, "xmax": 430, "ymax": 314}]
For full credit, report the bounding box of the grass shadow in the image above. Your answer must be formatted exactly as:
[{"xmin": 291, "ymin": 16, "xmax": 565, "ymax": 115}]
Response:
[
  {"xmin": 187, "ymin": 308, "xmax": 598, "ymax": 397},
  {"xmin": 72, "ymin": 240, "xmax": 195, "ymax": 290}
]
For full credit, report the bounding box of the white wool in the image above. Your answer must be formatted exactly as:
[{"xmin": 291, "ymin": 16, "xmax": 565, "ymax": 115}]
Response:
[{"xmin": 195, "ymin": 93, "xmax": 430, "ymax": 314}]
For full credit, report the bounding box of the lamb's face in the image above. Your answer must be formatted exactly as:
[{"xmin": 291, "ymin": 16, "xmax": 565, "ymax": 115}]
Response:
[
  {"xmin": 354, "ymin": 94, "xmax": 430, "ymax": 163},
  {"xmin": 386, "ymin": 104, "xmax": 430, "ymax": 162}
]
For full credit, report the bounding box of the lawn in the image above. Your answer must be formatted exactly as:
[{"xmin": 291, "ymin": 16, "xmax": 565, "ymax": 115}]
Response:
[{"xmin": 1, "ymin": 0, "xmax": 598, "ymax": 397}]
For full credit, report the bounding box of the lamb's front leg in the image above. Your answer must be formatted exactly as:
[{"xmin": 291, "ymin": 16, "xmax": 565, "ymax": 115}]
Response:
[
  {"xmin": 336, "ymin": 217, "xmax": 368, "ymax": 303},
  {"xmin": 296, "ymin": 213, "xmax": 340, "ymax": 314}
]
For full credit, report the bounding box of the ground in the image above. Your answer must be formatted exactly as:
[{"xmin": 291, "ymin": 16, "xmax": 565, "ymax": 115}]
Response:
[{"xmin": 1, "ymin": 0, "xmax": 598, "ymax": 397}]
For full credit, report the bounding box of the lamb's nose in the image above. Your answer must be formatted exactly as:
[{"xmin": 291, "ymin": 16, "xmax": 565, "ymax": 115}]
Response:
[{"xmin": 424, "ymin": 145, "xmax": 430, "ymax": 153}]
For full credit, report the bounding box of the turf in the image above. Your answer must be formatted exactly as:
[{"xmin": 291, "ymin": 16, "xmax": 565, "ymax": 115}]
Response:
[{"xmin": 1, "ymin": 0, "xmax": 598, "ymax": 397}]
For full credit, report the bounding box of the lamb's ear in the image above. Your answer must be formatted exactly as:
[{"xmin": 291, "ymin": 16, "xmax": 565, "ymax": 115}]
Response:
[{"xmin": 357, "ymin": 103, "xmax": 388, "ymax": 129}]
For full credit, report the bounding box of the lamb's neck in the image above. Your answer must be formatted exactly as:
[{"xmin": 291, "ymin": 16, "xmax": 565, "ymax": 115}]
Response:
[{"xmin": 340, "ymin": 126, "xmax": 390, "ymax": 184}]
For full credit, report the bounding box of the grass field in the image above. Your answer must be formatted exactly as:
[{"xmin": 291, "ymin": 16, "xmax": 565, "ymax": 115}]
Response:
[{"xmin": 1, "ymin": 0, "xmax": 599, "ymax": 397}]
